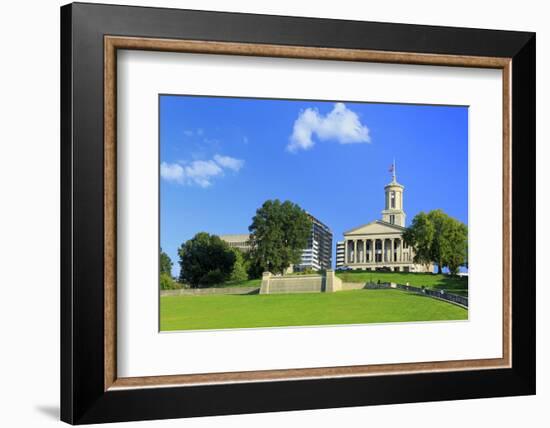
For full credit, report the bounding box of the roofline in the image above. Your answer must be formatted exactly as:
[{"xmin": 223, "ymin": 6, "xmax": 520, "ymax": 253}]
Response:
[
  {"xmin": 384, "ymin": 182, "xmax": 404, "ymax": 189},
  {"xmin": 305, "ymin": 211, "xmax": 333, "ymax": 232},
  {"xmin": 343, "ymin": 219, "xmax": 406, "ymax": 235}
]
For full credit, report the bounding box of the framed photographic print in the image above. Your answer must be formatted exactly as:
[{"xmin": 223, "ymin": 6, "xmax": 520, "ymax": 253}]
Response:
[{"xmin": 61, "ymin": 2, "xmax": 536, "ymax": 424}]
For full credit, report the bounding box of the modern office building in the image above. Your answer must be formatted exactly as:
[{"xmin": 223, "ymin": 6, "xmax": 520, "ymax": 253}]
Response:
[
  {"xmin": 335, "ymin": 241, "xmax": 345, "ymax": 269},
  {"xmin": 295, "ymin": 213, "xmax": 333, "ymax": 272}
]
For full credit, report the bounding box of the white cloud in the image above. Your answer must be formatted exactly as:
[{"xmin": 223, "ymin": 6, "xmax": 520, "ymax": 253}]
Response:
[
  {"xmin": 213, "ymin": 154, "xmax": 244, "ymax": 172},
  {"xmin": 287, "ymin": 102, "xmax": 371, "ymax": 152},
  {"xmin": 161, "ymin": 154, "xmax": 244, "ymax": 188},
  {"xmin": 183, "ymin": 160, "xmax": 223, "ymax": 188},
  {"xmin": 160, "ymin": 162, "xmax": 184, "ymax": 183}
]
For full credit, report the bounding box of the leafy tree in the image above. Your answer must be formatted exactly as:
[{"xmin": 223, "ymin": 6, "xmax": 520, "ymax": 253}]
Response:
[
  {"xmin": 404, "ymin": 209, "xmax": 468, "ymax": 275},
  {"xmin": 246, "ymin": 257, "xmax": 265, "ymax": 280},
  {"xmin": 442, "ymin": 220, "xmax": 468, "ymax": 275},
  {"xmin": 160, "ymin": 249, "xmax": 173, "ymax": 276},
  {"xmin": 178, "ymin": 232, "xmax": 236, "ymax": 288},
  {"xmin": 429, "ymin": 209, "xmax": 453, "ymax": 274},
  {"xmin": 248, "ymin": 199, "xmax": 311, "ymax": 275},
  {"xmin": 229, "ymin": 248, "xmax": 248, "ymax": 282},
  {"xmin": 402, "ymin": 212, "xmax": 434, "ymax": 269}
]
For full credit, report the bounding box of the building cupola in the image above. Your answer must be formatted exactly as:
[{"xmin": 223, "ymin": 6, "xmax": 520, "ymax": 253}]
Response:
[{"xmin": 381, "ymin": 160, "xmax": 406, "ymax": 227}]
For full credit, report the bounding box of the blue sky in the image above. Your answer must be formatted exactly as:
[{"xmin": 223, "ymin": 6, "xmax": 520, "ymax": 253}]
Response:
[{"xmin": 160, "ymin": 95, "xmax": 468, "ymax": 275}]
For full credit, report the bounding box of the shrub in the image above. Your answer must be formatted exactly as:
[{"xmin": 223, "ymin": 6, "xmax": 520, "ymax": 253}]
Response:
[{"xmin": 160, "ymin": 273, "xmax": 180, "ymax": 290}]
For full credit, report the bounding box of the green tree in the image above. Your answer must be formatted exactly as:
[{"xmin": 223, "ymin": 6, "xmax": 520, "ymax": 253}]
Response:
[
  {"xmin": 402, "ymin": 212, "xmax": 434, "ymax": 269},
  {"xmin": 178, "ymin": 232, "xmax": 236, "ymax": 288},
  {"xmin": 442, "ymin": 220, "xmax": 468, "ymax": 275},
  {"xmin": 248, "ymin": 199, "xmax": 311, "ymax": 275},
  {"xmin": 428, "ymin": 209, "xmax": 453, "ymax": 274},
  {"xmin": 229, "ymin": 248, "xmax": 248, "ymax": 282},
  {"xmin": 160, "ymin": 249, "xmax": 173, "ymax": 276},
  {"xmin": 404, "ymin": 209, "xmax": 468, "ymax": 275}
]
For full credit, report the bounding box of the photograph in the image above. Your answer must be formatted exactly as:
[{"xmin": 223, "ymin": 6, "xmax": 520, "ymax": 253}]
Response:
[{"xmin": 159, "ymin": 95, "xmax": 469, "ymax": 331}]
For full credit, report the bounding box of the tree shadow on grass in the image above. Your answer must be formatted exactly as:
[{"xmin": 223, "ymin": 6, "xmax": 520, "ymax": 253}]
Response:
[{"xmin": 430, "ymin": 275, "xmax": 468, "ymax": 293}]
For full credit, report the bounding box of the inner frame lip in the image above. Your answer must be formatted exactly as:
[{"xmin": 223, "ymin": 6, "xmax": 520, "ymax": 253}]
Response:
[{"xmin": 103, "ymin": 35, "xmax": 512, "ymax": 391}]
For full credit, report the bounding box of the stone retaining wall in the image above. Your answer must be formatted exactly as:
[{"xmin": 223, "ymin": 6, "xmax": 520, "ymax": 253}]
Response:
[
  {"xmin": 161, "ymin": 286, "xmax": 259, "ymax": 296},
  {"xmin": 260, "ymin": 270, "xmax": 343, "ymax": 294},
  {"xmin": 162, "ymin": 277, "xmax": 468, "ymax": 308},
  {"xmin": 260, "ymin": 273, "xmax": 324, "ymax": 294}
]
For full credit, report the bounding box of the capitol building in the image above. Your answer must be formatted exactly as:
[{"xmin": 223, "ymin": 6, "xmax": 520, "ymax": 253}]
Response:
[{"xmin": 336, "ymin": 163, "xmax": 433, "ymax": 273}]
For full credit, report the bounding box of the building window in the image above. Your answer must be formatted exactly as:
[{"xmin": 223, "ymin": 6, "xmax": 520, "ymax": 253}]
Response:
[
  {"xmin": 389, "ymin": 214, "xmax": 395, "ymax": 224},
  {"xmin": 390, "ymin": 191, "xmax": 396, "ymax": 208}
]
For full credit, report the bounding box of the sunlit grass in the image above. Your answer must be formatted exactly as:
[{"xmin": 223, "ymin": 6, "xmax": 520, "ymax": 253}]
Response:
[{"xmin": 160, "ymin": 289, "xmax": 467, "ymax": 331}]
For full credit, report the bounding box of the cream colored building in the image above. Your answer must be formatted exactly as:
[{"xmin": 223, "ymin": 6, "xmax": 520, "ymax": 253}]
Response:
[
  {"xmin": 219, "ymin": 234, "xmax": 251, "ymax": 252},
  {"xmin": 336, "ymin": 163, "xmax": 433, "ymax": 273}
]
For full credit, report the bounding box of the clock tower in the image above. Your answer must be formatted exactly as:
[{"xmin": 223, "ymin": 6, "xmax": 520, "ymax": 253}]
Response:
[{"xmin": 381, "ymin": 160, "xmax": 406, "ymax": 227}]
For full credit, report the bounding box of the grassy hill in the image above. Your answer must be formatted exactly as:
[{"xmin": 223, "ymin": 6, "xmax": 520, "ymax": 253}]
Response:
[
  {"xmin": 335, "ymin": 271, "xmax": 468, "ymax": 296},
  {"xmin": 160, "ymin": 289, "xmax": 467, "ymax": 331}
]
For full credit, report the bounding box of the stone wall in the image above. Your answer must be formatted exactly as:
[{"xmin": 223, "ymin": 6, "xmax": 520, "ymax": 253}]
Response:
[
  {"xmin": 161, "ymin": 276, "xmax": 468, "ymax": 308},
  {"xmin": 341, "ymin": 282, "xmax": 397, "ymax": 290},
  {"xmin": 260, "ymin": 270, "xmax": 342, "ymax": 294},
  {"xmin": 161, "ymin": 286, "xmax": 259, "ymax": 296},
  {"xmin": 325, "ymin": 270, "xmax": 343, "ymax": 292},
  {"xmin": 260, "ymin": 272, "xmax": 325, "ymax": 294}
]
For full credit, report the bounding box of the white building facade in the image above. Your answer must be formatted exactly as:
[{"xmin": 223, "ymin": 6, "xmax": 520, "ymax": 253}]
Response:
[{"xmin": 295, "ymin": 213, "xmax": 333, "ymax": 271}]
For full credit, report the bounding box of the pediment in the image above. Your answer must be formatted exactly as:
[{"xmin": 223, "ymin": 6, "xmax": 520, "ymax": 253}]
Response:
[{"xmin": 344, "ymin": 220, "xmax": 405, "ymax": 236}]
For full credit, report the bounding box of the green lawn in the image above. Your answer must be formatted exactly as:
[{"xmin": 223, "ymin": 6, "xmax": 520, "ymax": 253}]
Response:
[
  {"xmin": 160, "ymin": 289, "xmax": 467, "ymax": 331},
  {"xmin": 336, "ymin": 271, "xmax": 468, "ymax": 295}
]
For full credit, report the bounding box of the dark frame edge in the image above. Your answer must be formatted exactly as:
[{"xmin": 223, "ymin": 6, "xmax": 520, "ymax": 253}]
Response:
[
  {"xmin": 510, "ymin": 33, "xmax": 536, "ymax": 394},
  {"xmin": 61, "ymin": 3, "xmax": 74, "ymax": 425}
]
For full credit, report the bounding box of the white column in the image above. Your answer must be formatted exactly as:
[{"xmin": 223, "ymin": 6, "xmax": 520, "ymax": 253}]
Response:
[
  {"xmin": 353, "ymin": 240, "xmax": 358, "ymax": 264},
  {"xmin": 344, "ymin": 240, "xmax": 348, "ymax": 264}
]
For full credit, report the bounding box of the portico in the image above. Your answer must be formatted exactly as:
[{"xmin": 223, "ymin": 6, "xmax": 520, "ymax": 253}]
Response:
[
  {"xmin": 344, "ymin": 236, "xmax": 408, "ymax": 265},
  {"xmin": 341, "ymin": 222, "xmax": 417, "ymax": 271}
]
